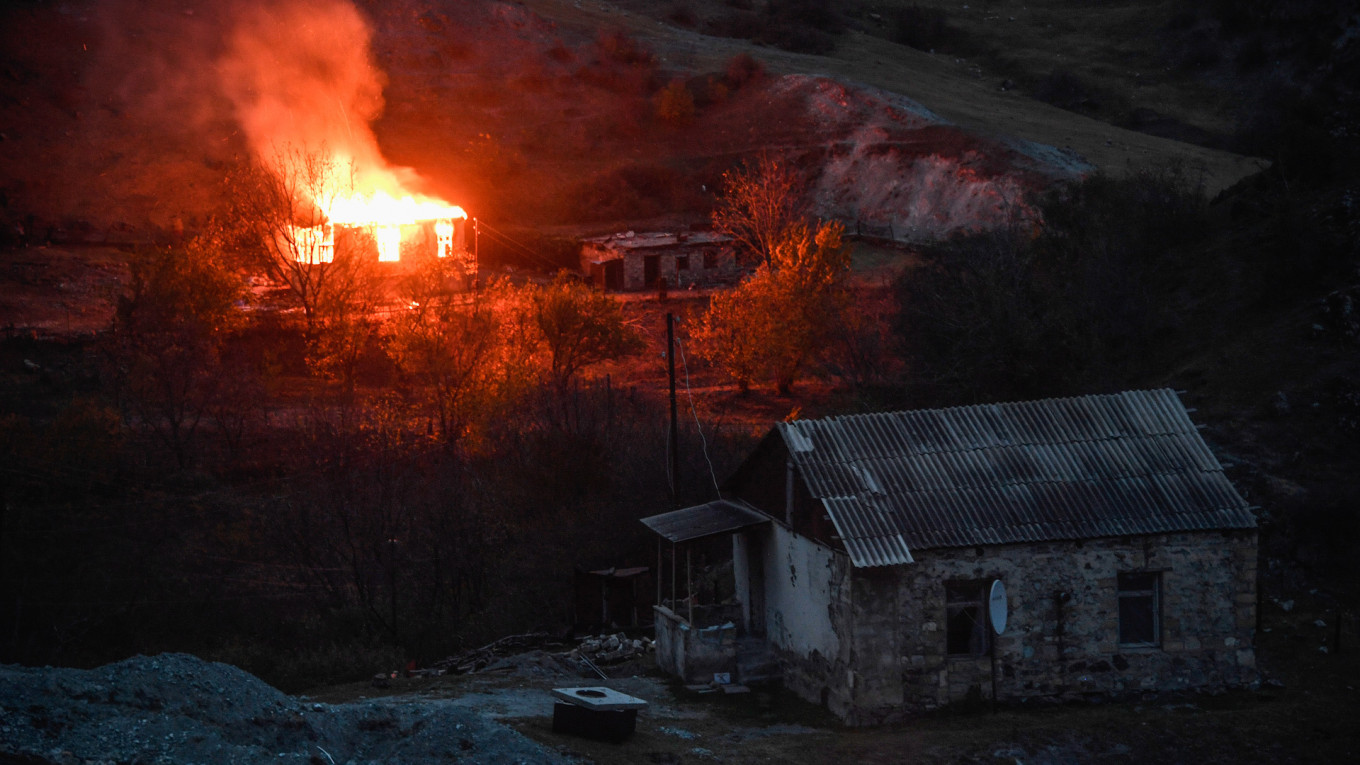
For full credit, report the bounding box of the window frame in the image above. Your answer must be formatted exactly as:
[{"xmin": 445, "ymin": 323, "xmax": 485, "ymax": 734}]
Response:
[
  {"xmin": 945, "ymin": 579, "xmax": 992, "ymax": 658},
  {"xmin": 1117, "ymin": 571, "xmax": 1162, "ymax": 648}
]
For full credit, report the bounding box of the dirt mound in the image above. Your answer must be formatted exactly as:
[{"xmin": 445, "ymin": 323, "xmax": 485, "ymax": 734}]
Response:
[{"xmin": 0, "ymin": 653, "xmax": 567, "ymax": 764}]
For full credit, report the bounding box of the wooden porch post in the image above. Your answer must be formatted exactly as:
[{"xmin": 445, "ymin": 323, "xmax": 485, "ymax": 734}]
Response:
[{"xmin": 687, "ymin": 546, "xmax": 693, "ymax": 625}]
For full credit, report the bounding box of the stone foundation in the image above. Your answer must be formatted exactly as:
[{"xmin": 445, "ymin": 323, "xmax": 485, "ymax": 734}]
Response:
[{"xmin": 772, "ymin": 530, "xmax": 1258, "ymax": 724}]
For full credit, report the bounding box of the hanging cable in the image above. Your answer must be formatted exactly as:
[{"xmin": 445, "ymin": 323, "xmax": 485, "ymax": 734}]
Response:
[
  {"xmin": 474, "ymin": 220, "xmax": 563, "ymax": 270},
  {"xmin": 674, "ymin": 332, "xmax": 722, "ymax": 498}
]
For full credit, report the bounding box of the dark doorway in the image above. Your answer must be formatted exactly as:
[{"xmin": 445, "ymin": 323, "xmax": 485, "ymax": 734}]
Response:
[
  {"xmin": 644, "ymin": 254, "xmax": 659, "ymax": 288},
  {"xmin": 603, "ymin": 260, "xmax": 623, "ymax": 290}
]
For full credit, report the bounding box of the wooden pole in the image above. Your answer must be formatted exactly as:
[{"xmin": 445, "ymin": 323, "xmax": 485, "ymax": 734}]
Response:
[
  {"xmin": 667, "ymin": 313, "xmax": 679, "ymax": 507},
  {"xmin": 1336, "ymin": 609, "xmax": 1344, "ymax": 655},
  {"xmin": 687, "ymin": 546, "xmax": 694, "ymax": 625}
]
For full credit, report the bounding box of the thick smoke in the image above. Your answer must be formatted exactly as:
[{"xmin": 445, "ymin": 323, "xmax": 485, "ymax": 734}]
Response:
[{"xmin": 216, "ymin": 0, "xmax": 425, "ymax": 196}]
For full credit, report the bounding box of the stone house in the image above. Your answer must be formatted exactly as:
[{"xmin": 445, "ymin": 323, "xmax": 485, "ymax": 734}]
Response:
[
  {"xmin": 642, "ymin": 390, "xmax": 1258, "ymax": 724},
  {"xmin": 580, "ymin": 231, "xmax": 737, "ymax": 291}
]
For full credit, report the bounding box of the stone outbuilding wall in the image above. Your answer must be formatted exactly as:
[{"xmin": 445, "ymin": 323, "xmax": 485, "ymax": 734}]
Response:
[
  {"xmin": 768, "ymin": 528, "xmax": 1258, "ymax": 725},
  {"xmin": 580, "ymin": 232, "xmax": 738, "ymax": 291}
]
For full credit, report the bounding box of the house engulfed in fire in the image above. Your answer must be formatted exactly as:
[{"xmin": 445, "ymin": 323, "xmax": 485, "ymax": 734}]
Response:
[
  {"xmin": 580, "ymin": 231, "xmax": 738, "ymax": 291},
  {"xmin": 642, "ymin": 390, "xmax": 1259, "ymax": 724},
  {"xmin": 289, "ymin": 211, "xmax": 474, "ymax": 277}
]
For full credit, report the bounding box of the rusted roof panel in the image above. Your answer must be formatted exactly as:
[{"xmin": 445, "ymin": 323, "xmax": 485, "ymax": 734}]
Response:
[
  {"xmin": 641, "ymin": 499, "xmax": 770, "ymax": 544},
  {"xmin": 777, "ymin": 390, "xmax": 1255, "ymax": 567}
]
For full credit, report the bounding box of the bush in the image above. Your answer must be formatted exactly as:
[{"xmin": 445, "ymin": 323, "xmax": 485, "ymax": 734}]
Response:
[
  {"xmin": 757, "ymin": 17, "xmax": 837, "ymax": 54},
  {"xmin": 724, "ymin": 52, "xmax": 765, "ymax": 90},
  {"xmin": 705, "ymin": 11, "xmax": 764, "ymax": 41},
  {"xmin": 655, "ymin": 78, "xmax": 696, "ymax": 124},
  {"xmin": 705, "ymin": 0, "xmax": 843, "ymax": 54},
  {"xmin": 1033, "ymin": 68, "xmax": 1100, "ymax": 112},
  {"xmin": 667, "ymin": 3, "xmax": 698, "ymax": 27},
  {"xmin": 890, "ymin": 4, "xmax": 968, "ymax": 53},
  {"xmin": 578, "ymin": 30, "xmax": 659, "ymax": 95}
]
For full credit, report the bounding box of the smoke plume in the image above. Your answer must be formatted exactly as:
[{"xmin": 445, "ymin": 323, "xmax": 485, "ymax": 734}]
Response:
[{"xmin": 216, "ymin": 0, "xmax": 424, "ymax": 196}]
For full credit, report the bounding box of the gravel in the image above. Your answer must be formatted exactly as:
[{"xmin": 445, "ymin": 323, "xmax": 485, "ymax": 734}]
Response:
[{"xmin": 0, "ymin": 653, "xmax": 570, "ymax": 765}]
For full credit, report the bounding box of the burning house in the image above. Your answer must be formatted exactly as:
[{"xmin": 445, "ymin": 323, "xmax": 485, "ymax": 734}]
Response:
[
  {"xmin": 580, "ymin": 231, "xmax": 737, "ymax": 291},
  {"xmin": 643, "ymin": 390, "xmax": 1259, "ymax": 724},
  {"xmin": 287, "ymin": 198, "xmax": 471, "ymax": 269}
]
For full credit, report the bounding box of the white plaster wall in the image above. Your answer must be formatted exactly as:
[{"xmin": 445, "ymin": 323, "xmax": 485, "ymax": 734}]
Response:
[{"xmin": 763, "ymin": 523, "xmax": 841, "ymax": 660}]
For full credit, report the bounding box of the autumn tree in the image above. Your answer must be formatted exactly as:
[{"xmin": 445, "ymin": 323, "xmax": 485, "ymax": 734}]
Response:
[
  {"xmin": 526, "ymin": 273, "xmax": 644, "ymax": 397},
  {"xmin": 712, "ymin": 153, "xmax": 807, "ymax": 266},
  {"xmin": 696, "ymin": 220, "xmax": 850, "ymax": 394}
]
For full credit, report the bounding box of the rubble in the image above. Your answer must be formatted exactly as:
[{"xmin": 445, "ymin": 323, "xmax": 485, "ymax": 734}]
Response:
[
  {"xmin": 427, "ymin": 631, "xmax": 654, "ymax": 679},
  {"xmin": 573, "ymin": 632, "xmax": 653, "ymax": 666}
]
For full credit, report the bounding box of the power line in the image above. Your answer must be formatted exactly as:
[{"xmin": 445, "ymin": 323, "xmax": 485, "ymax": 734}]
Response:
[
  {"xmin": 675, "ymin": 331, "xmax": 722, "ymax": 498},
  {"xmin": 474, "ymin": 220, "xmax": 563, "ymax": 270}
]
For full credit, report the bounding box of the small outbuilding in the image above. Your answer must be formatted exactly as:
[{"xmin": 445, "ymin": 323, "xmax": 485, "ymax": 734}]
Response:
[
  {"xmin": 642, "ymin": 389, "xmax": 1259, "ymax": 723},
  {"xmin": 580, "ymin": 231, "xmax": 737, "ymax": 291}
]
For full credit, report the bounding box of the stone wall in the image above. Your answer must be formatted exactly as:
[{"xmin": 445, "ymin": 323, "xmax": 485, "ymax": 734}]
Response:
[
  {"xmin": 652, "ymin": 605, "xmax": 737, "ymax": 684},
  {"xmin": 771, "ymin": 530, "xmax": 1258, "ymax": 725}
]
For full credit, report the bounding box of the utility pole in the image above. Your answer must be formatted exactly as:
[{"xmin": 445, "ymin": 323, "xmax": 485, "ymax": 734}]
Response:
[
  {"xmin": 667, "ymin": 312, "xmax": 679, "ymax": 507},
  {"xmin": 387, "ymin": 537, "xmax": 399, "ymax": 641}
]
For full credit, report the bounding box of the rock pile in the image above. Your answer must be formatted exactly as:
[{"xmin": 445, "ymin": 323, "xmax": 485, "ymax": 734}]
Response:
[
  {"xmin": 574, "ymin": 633, "xmax": 653, "ymax": 665},
  {"xmin": 0, "ymin": 654, "xmax": 567, "ymax": 765}
]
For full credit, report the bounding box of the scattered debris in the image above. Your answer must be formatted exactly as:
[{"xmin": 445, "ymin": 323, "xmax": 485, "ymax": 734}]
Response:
[
  {"xmin": 421, "ymin": 631, "xmax": 653, "ymax": 681},
  {"xmin": 573, "ymin": 632, "xmax": 654, "ymax": 665},
  {"xmin": 430, "ymin": 632, "xmax": 554, "ymax": 675}
]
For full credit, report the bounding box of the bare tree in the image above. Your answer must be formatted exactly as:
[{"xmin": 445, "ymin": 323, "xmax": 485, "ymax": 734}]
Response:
[
  {"xmin": 108, "ymin": 240, "xmax": 245, "ymax": 468},
  {"xmin": 228, "ymin": 144, "xmax": 364, "ymax": 338},
  {"xmin": 387, "ymin": 259, "xmax": 503, "ymax": 444},
  {"xmin": 711, "ymin": 153, "xmax": 807, "ymax": 266}
]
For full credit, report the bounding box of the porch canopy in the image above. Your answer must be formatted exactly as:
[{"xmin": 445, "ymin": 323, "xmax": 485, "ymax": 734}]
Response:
[
  {"xmin": 641, "ymin": 499, "xmax": 769, "ymax": 544},
  {"xmin": 640, "ymin": 499, "xmax": 770, "ymax": 625}
]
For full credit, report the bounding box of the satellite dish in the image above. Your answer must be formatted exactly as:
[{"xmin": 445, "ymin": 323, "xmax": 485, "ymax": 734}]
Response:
[{"xmin": 989, "ymin": 580, "xmax": 1008, "ymax": 635}]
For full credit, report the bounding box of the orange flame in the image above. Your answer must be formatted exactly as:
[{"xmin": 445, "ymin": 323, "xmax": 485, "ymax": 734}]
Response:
[{"xmin": 220, "ymin": 1, "xmax": 466, "ymax": 263}]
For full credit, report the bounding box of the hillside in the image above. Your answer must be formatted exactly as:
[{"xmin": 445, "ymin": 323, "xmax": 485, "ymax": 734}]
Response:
[
  {"xmin": 0, "ymin": 0, "xmax": 1358, "ymax": 741},
  {"xmin": 0, "ymin": 0, "xmax": 1269, "ymax": 243}
]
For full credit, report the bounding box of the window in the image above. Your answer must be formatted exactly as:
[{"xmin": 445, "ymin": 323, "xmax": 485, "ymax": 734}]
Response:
[
  {"xmin": 703, "ymin": 251, "xmax": 716, "ymax": 270},
  {"xmin": 1118, "ymin": 572, "xmax": 1160, "ymax": 646},
  {"xmin": 676, "ymin": 255, "xmax": 690, "ymax": 272},
  {"xmin": 946, "ymin": 580, "xmax": 990, "ymax": 656}
]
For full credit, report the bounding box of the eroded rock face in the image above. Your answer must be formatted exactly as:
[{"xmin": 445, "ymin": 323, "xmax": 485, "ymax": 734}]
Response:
[
  {"xmin": 777, "ymin": 75, "xmax": 1091, "ymax": 242},
  {"xmin": 0, "ymin": 653, "xmax": 567, "ymax": 765}
]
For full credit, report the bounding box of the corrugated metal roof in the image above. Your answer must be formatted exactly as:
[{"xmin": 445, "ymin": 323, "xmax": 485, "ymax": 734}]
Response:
[
  {"xmin": 777, "ymin": 389, "xmax": 1256, "ymax": 568},
  {"xmin": 641, "ymin": 499, "xmax": 770, "ymax": 544}
]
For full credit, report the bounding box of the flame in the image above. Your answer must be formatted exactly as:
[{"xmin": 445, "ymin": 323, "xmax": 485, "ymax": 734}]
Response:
[
  {"xmin": 218, "ymin": 1, "xmax": 467, "ymax": 265},
  {"xmin": 435, "ymin": 219, "xmax": 455, "ymax": 259},
  {"xmin": 291, "ymin": 223, "xmax": 335, "ymax": 264},
  {"xmin": 288, "ymin": 192, "xmax": 467, "ymax": 265},
  {"xmin": 328, "ymin": 190, "xmax": 467, "ymax": 228}
]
